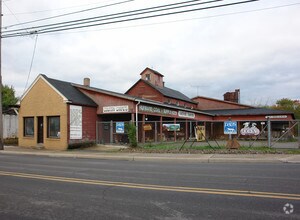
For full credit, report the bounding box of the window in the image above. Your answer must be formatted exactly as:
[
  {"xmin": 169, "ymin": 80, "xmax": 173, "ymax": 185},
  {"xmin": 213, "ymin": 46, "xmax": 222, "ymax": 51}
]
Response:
[
  {"xmin": 48, "ymin": 116, "xmax": 60, "ymax": 138},
  {"xmin": 24, "ymin": 117, "xmax": 34, "ymax": 136},
  {"xmin": 145, "ymin": 74, "xmax": 151, "ymax": 81}
]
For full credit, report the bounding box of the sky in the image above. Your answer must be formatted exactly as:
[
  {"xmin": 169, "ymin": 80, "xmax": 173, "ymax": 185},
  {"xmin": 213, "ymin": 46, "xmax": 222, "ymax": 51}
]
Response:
[{"xmin": 2, "ymin": 0, "xmax": 300, "ymax": 106}]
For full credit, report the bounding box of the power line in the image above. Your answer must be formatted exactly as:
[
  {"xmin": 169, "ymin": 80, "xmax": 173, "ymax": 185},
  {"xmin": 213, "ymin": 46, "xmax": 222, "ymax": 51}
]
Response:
[
  {"xmin": 39, "ymin": 2, "xmax": 300, "ymax": 37},
  {"xmin": 4, "ymin": 0, "xmax": 121, "ymax": 15},
  {"xmin": 3, "ymin": 0, "xmax": 215, "ymax": 32},
  {"xmin": 3, "ymin": 1, "xmax": 31, "ymax": 35},
  {"xmin": 4, "ymin": 0, "xmax": 135, "ymax": 29},
  {"xmin": 2, "ymin": 0, "xmax": 259, "ymax": 38},
  {"xmin": 23, "ymin": 34, "xmax": 39, "ymax": 95}
]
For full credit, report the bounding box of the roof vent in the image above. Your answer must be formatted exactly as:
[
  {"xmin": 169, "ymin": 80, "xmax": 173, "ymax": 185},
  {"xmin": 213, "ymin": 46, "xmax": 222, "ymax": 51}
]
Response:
[{"xmin": 84, "ymin": 78, "xmax": 90, "ymax": 87}]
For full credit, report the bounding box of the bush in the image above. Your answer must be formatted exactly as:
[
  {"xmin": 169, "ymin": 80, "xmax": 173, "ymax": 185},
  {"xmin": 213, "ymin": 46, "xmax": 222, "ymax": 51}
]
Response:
[
  {"xmin": 126, "ymin": 122, "xmax": 137, "ymax": 148},
  {"xmin": 68, "ymin": 141, "xmax": 95, "ymax": 150}
]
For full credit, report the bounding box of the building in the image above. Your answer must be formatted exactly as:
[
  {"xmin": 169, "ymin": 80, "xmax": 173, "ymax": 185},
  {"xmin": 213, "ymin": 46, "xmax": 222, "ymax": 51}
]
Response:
[{"xmin": 18, "ymin": 68, "xmax": 295, "ymax": 150}]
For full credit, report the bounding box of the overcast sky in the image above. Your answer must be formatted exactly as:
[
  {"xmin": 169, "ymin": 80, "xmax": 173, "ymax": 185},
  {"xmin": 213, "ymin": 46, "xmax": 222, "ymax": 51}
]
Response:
[{"xmin": 2, "ymin": 0, "xmax": 300, "ymax": 106}]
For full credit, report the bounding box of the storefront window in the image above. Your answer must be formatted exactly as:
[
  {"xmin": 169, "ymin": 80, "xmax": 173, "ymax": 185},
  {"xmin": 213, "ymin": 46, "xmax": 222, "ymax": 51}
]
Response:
[
  {"xmin": 48, "ymin": 116, "xmax": 60, "ymax": 138},
  {"xmin": 24, "ymin": 117, "xmax": 34, "ymax": 136}
]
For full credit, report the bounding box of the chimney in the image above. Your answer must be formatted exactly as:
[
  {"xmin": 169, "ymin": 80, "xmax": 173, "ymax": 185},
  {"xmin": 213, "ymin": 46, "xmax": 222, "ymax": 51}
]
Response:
[
  {"xmin": 224, "ymin": 89, "xmax": 240, "ymax": 103},
  {"xmin": 83, "ymin": 78, "xmax": 90, "ymax": 87}
]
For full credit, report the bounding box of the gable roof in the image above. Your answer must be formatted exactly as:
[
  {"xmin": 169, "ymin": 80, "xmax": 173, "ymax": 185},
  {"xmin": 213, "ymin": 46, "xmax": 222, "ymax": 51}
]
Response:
[
  {"xmin": 126, "ymin": 79, "xmax": 197, "ymax": 104},
  {"xmin": 75, "ymin": 83, "xmax": 213, "ymax": 116},
  {"xmin": 42, "ymin": 75, "xmax": 97, "ymax": 107},
  {"xmin": 203, "ymin": 108, "xmax": 294, "ymax": 118},
  {"xmin": 140, "ymin": 67, "xmax": 164, "ymax": 77}
]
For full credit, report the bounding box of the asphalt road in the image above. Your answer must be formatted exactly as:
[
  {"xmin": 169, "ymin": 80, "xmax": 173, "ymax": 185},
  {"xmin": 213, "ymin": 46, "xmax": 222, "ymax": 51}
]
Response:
[{"xmin": 0, "ymin": 154, "xmax": 299, "ymax": 220}]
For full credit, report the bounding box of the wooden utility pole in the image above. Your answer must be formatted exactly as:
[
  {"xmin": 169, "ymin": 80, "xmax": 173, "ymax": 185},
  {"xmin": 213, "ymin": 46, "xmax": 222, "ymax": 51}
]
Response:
[{"xmin": 0, "ymin": 0, "xmax": 3, "ymax": 150}]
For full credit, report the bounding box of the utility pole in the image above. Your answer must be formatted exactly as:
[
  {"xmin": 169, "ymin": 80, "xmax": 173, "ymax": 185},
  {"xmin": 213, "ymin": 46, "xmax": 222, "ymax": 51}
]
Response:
[{"xmin": 0, "ymin": 0, "xmax": 3, "ymax": 150}]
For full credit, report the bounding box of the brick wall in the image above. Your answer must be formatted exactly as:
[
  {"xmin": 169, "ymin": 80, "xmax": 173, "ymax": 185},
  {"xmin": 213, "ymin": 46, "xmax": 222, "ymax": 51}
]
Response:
[
  {"xmin": 82, "ymin": 106, "xmax": 97, "ymax": 141},
  {"xmin": 126, "ymin": 81, "xmax": 164, "ymax": 102}
]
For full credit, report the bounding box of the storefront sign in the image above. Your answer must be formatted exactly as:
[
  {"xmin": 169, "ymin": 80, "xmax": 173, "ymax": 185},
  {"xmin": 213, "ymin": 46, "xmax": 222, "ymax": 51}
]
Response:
[
  {"xmin": 139, "ymin": 105, "xmax": 177, "ymax": 116},
  {"xmin": 70, "ymin": 105, "xmax": 82, "ymax": 139},
  {"xmin": 163, "ymin": 124, "xmax": 180, "ymax": 131},
  {"xmin": 265, "ymin": 115, "xmax": 287, "ymax": 119},
  {"xmin": 103, "ymin": 105, "xmax": 129, "ymax": 113},
  {"xmin": 116, "ymin": 122, "xmax": 125, "ymax": 134},
  {"xmin": 143, "ymin": 124, "xmax": 152, "ymax": 131},
  {"xmin": 178, "ymin": 111, "xmax": 195, "ymax": 119},
  {"xmin": 224, "ymin": 121, "xmax": 237, "ymax": 134},
  {"xmin": 240, "ymin": 122, "xmax": 260, "ymax": 136},
  {"xmin": 195, "ymin": 126, "xmax": 205, "ymax": 141}
]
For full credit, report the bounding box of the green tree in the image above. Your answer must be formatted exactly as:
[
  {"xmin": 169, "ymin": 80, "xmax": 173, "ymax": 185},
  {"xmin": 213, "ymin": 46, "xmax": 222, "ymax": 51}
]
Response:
[
  {"xmin": 2, "ymin": 85, "xmax": 18, "ymax": 111},
  {"xmin": 272, "ymin": 98, "xmax": 300, "ymax": 119}
]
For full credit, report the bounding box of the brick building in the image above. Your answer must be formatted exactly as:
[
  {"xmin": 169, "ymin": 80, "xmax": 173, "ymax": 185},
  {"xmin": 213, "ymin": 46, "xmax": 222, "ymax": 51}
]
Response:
[{"xmin": 18, "ymin": 68, "xmax": 295, "ymax": 150}]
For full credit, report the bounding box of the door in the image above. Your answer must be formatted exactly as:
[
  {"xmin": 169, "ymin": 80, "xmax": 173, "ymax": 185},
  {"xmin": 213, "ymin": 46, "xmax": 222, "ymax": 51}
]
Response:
[{"xmin": 37, "ymin": 117, "xmax": 44, "ymax": 143}]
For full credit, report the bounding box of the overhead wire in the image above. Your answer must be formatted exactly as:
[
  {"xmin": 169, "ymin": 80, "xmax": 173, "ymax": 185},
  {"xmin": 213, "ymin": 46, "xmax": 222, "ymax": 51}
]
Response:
[
  {"xmin": 23, "ymin": 34, "xmax": 39, "ymax": 94},
  {"xmin": 3, "ymin": 1, "xmax": 31, "ymax": 35},
  {"xmin": 39, "ymin": 2, "xmax": 300, "ymax": 36},
  {"xmin": 4, "ymin": 0, "xmax": 123, "ymax": 16},
  {"xmin": 3, "ymin": 0, "xmax": 215, "ymax": 32},
  {"xmin": 2, "ymin": 0, "xmax": 260, "ymax": 38},
  {"xmin": 4, "ymin": 0, "xmax": 135, "ymax": 29}
]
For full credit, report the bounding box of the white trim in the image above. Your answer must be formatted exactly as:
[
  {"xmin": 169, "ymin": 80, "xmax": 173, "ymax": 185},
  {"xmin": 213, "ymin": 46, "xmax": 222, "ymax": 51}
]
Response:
[{"xmin": 20, "ymin": 74, "xmax": 70, "ymax": 103}]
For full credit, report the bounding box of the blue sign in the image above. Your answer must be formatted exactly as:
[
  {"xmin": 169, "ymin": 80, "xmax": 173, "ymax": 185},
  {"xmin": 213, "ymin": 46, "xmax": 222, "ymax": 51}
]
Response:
[
  {"xmin": 116, "ymin": 122, "xmax": 125, "ymax": 134},
  {"xmin": 224, "ymin": 121, "xmax": 237, "ymax": 134}
]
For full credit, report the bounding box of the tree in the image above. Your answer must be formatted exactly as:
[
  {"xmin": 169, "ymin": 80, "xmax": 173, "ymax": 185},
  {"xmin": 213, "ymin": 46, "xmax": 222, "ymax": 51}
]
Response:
[
  {"xmin": 2, "ymin": 85, "xmax": 18, "ymax": 111},
  {"xmin": 272, "ymin": 98, "xmax": 300, "ymax": 119}
]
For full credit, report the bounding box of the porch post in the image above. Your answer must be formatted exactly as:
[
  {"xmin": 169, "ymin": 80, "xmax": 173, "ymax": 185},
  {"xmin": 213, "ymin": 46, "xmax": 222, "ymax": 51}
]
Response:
[
  {"xmin": 142, "ymin": 114, "xmax": 145, "ymax": 143},
  {"xmin": 174, "ymin": 118, "xmax": 177, "ymax": 142},
  {"xmin": 110, "ymin": 120, "xmax": 113, "ymax": 144},
  {"xmin": 185, "ymin": 120, "xmax": 188, "ymax": 140},
  {"xmin": 267, "ymin": 118, "xmax": 271, "ymax": 148},
  {"xmin": 160, "ymin": 116, "xmax": 163, "ymax": 142}
]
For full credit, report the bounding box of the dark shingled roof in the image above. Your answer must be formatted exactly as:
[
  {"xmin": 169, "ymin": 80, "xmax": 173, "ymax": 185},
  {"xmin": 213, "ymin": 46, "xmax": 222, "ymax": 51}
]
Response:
[
  {"xmin": 203, "ymin": 108, "xmax": 293, "ymax": 116},
  {"xmin": 42, "ymin": 75, "xmax": 97, "ymax": 107},
  {"xmin": 142, "ymin": 79, "xmax": 197, "ymax": 104}
]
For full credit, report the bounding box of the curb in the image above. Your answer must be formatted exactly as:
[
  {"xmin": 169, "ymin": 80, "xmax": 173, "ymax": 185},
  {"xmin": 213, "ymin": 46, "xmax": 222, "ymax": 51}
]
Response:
[{"xmin": 1, "ymin": 150, "xmax": 300, "ymax": 164}]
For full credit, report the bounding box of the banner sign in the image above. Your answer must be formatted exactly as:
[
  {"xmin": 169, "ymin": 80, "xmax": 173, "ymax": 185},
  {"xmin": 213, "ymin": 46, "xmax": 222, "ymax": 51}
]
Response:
[
  {"xmin": 143, "ymin": 124, "xmax": 152, "ymax": 131},
  {"xmin": 163, "ymin": 124, "xmax": 180, "ymax": 131},
  {"xmin": 70, "ymin": 105, "xmax": 82, "ymax": 139},
  {"xmin": 265, "ymin": 115, "xmax": 287, "ymax": 119},
  {"xmin": 139, "ymin": 105, "xmax": 177, "ymax": 116},
  {"xmin": 240, "ymin": 122, "xmax": 260, "ymax": 136},
  {"xmin": 195, "ymin": 126, "xmax": 205, "ymax": 141},
  {"xmin": 178, "ymin": 111, "xmax": 195, "ymax": 119},
  {"xmin": 224, "ymin": 121, "xmax": 237, "ymax": 134},
  {"xmin": 103, "ymin": 105, "xmax": 129, "ymax": 113},
  {"xmin": 116, "ymin": 122, "xmax": 125, "ymax": 134}
]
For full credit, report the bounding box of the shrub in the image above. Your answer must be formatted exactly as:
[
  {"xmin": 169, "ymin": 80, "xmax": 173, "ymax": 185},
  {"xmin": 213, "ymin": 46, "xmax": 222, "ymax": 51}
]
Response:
[
  {"xmin": 126, "ymin": 122, "xmax": 137, "ymax": 148},
  {"xmin": 68, "ymin": 141, "xmax": 95, "ymax": 150}
]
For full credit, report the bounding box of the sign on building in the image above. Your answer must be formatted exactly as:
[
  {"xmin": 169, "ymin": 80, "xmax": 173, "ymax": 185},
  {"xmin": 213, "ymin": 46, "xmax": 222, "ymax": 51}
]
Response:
[
  {"xmin": 70, "ymin": 105, "xmax": 82, "ymax": 139},
  {"xmin": 224, "ymin": 121, "xmax": 237, "ymax": 134},
  {"xmin": 195, "ymin": 126, "xmax": 205, "ymax": 141},
  {"xmin": 103, "ymin": 105, "xmax": 129, "ymax": 113},
  {"xmin": 240, "ymin": 122, "xmax": 260, "ymax": 136},
  {"xmin": 163, "ymin": 124, "xmax": 180, "ymax": 131},
  {"xmin": 116, "ymin": 122, "xmax": 125, "ymax": 134}
]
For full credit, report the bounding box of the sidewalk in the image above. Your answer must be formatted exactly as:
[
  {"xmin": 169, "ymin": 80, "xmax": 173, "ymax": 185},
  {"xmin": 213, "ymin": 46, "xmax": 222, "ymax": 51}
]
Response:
[{"xmin": 1, "ymin": 146, "xmax": 300, "ymax": 164}]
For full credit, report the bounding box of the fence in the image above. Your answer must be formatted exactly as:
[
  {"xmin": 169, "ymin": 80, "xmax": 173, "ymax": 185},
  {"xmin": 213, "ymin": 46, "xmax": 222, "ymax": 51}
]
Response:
[
  {"xmin": 96, "ymin": 119, "xmax": 300, "ymax": 148},
  {"xmin": 3, "ymin": 114, "xmax": 18, "ymax": 138}
]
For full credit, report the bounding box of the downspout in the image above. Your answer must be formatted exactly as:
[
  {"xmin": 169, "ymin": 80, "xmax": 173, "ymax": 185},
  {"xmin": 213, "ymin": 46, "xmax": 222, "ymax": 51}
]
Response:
[{"xmin": 135, "ymin": 100, "xmax": 141, "ymax": 143}]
